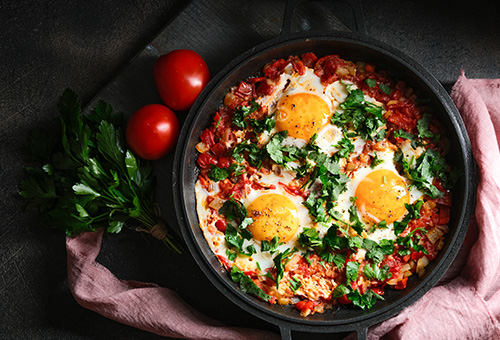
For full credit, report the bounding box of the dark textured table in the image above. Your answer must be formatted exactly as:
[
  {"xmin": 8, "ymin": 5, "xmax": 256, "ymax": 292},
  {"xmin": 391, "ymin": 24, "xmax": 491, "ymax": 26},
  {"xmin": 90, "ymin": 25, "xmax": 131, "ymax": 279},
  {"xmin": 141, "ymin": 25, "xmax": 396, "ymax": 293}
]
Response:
[{"xmin": 2, "ymin": 0, "xmax": 499, "ymax": 339}]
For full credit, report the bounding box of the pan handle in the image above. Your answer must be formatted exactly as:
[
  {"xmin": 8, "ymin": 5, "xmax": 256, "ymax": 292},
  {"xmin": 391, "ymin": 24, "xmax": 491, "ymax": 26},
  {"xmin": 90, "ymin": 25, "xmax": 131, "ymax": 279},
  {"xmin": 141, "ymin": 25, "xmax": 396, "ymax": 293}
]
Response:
[
  {"xmin": 279, "ymin": 325, "xmax": 369, "ymax": 340},
  {"xmin": 281, "ymin": 0, "xmax": 366, "ymax": 37}
]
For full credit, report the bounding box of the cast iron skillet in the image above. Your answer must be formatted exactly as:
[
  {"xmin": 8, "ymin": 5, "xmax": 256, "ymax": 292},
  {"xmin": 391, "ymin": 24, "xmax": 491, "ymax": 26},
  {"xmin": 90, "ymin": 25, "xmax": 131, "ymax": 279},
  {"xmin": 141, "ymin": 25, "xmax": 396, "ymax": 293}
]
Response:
[{"xmin": 173, "ymin": 1, "xmax": 475, "ymax": 339}]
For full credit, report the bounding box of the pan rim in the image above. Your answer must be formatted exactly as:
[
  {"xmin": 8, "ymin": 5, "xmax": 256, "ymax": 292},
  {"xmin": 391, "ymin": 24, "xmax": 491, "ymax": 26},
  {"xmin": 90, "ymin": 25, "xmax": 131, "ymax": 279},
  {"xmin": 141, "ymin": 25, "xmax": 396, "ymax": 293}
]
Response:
[{"xmin": 173, "ymin": 31, "xmax": 475, "ymax": 331}]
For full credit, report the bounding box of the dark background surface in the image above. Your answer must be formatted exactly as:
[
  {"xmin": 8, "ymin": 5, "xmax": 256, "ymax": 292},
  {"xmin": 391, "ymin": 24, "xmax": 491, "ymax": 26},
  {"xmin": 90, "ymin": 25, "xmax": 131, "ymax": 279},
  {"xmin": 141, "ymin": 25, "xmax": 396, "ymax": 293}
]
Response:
[{"xmin": 1, "ymin": 0, "xmax": 500, "ymax": 339}]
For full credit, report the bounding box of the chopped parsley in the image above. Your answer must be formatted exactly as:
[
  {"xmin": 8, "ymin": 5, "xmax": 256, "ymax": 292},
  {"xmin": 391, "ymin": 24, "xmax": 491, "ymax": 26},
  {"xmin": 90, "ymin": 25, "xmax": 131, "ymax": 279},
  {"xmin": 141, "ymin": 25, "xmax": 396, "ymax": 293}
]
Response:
[
  {"xmin": 417, "ymin": 113, "xmax": 440, "ymax": 141},
  {"xmin": 219, "ymin": 198, "xmax": 247, "ymax": 222},
  {"xmin": 363, "ymin": 263, "xmax": 392, "ymax": 281},
  {"xmin": 364, "ymin": 238, "xmax": 395, "ymax": 263},
  {"xmin": 395, "ymin": 148, "xmax": 449, "ymax": 198},
  {"xmin": 378, "ymin": 83, "xmax": 393, "ymax": 95},
  {"xmin": 396, "ymin": 227, "xmax": 429, "ymax": 256},
  {"xmin": 393, "ymin": 200, "xmax": 424, "ymax": 236},
  {"xmin": 264, "ymin": 247, "xmax": 296, "ymax": 289},
  {"xmin": 370, "ymin": 153, "xmax": 384, "ymax": 168},
  {"xmin": 333, "ymin": 132, "xmax": 355, "ymax": 161},
  {"xmin": 288, "ymin": 275, "xmax": 302, "ymax": 293},
  {"xmin": 331, "ymin": 87, "xmax": 387, "ymax": 141},
  {"xmin": 230, "ymin": 266, "xmax": 272, "ymax": 302},
  {"xmin": 346, "ymin": 261, "xmax": 360, "ymax": 283},
  {"xmin": 261, "ymin": 236, "xmax": 282, "ymax": 253},
  {"xmin": 364, "ymin": 78, "xmax": 377, "ymax": 88},
  {"xmin": 232, "ymin": 100, "xmax": 260, "ymax": 129},
  {"xmin": 248, "ymin": 113, "xmax": 275, "ymax": 133}
]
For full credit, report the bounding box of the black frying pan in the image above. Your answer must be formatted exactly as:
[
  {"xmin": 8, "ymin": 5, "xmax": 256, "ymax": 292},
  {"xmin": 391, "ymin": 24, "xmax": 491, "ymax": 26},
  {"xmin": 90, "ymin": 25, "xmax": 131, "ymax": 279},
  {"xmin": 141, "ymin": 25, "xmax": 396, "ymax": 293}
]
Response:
[{"xmin": 173, "ymin": 1, "xmax": 476, "ymax": 339}]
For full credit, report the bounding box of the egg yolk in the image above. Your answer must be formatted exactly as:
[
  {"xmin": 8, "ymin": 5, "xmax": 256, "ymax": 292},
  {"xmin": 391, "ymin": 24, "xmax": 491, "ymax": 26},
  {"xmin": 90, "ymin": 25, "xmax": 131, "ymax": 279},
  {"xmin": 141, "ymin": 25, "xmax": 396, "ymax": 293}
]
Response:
[
  {"xmin": 354, "ymin": 169, "xmax": 410, "ymax": 224},
  {"xmin": 276, "ymin": 93, "xmax": 330, "ymax": 141},
  {"xmin": 246, "ymin": 193, "xmax": 299, "ymax": 242}
]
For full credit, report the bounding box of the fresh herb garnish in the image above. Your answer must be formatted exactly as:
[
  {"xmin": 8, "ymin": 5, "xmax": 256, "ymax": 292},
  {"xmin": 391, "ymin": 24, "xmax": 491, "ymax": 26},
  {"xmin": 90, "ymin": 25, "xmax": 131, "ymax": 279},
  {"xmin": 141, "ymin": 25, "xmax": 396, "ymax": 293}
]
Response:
[
  {"xmin": 348, "ymin": 203, "xmax": 365, "ymax": 235},
  {"xmin": 364, "ymin": 238, "xmax": 395, "ymax": 263},
  {"xmin": 417, "ymin": 113, "xmax": 440, "ymax": 141},
  {"xmin": 261, "ymin": 236, "xmax": 282, "ymax": 253},
  {"xmin": 393, "ymin": 200, "xmax": 424, "ymax": 236},
  {"xmin": 19, "ymin": 89, "xmax": 183, "ymax": 253},
  {"xmin": 363, "ymin": 263, "xmax": 392, "ymax": 281},
  {"xmin": 230, "ymin": 266, "xmax": 271, "ymax": 302},
  {"xmin": 331, "ymin": 87, "xmax": 386, "ymax": 141},
  {"xmin": 219, "ymin": 198, "xmax": 256, "ymax": 256},
  {"xmin": 348, "ymin": 288, "xmax": 385, "ymax": 309},
  {"xmin": 232, "ymin": 99, "xmax": 260, "ymax": 129},
  {"xmin": 288, "ymin": 275, "xmax": 302, "ymax": 293},
  {"xmin": 396, "ymin": 228, "xmax": 429, "ymax": 256},
  {"xmin": 346, "ymin": 261, "xmax": 360, "ymax": 283},
  {"xmin": 333, "ymin": 132, "xmax": 355, "ymax": 161},
  {"xmin": 395, "ymin": 148, "xmax": 449, "ymax": 198},
  {"xmin": 378, "ymin": 83, "xmax": 393, "ymax": 95},
  {"xmin": 364, "ymin": 78, "xmax": 377, "ymax": 88},
  {"xmin": 248, "ymin": 113, "xmax": 275, "ymax": 133},
  {"xmin": 266, "ymin": 130, "xmax": 289, "ymax": 164},
  {"xmin": 219, "ymin": 198, "xmax": 247, "ymax": 222},
  {"xmin": 264, "ymin": 248, "xmax": 295, "ymax": 289},
  {"xmin": 207, "ymin": 164, "xmax": 230, "ymax": 181},
  {"xmin": 370, "ymin": 153, "xmax": 384, "ymax": 168}
]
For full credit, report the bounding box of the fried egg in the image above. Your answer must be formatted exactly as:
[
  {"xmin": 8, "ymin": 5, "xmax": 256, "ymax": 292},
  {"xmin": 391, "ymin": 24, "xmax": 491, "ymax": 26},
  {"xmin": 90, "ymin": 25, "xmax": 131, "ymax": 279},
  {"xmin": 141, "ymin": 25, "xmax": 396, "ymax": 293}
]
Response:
[{"xmin": 195, "ymin": 169, "xmax": 313, "ymax": 274}]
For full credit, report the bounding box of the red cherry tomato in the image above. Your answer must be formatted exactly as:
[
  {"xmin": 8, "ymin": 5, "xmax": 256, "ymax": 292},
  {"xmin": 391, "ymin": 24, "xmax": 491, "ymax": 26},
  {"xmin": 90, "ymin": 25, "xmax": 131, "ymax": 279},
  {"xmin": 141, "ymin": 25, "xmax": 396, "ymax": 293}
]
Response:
[
  {"xmin": 125, "ymin": 104, "xmax": 180, "ymax": 160},
  {"xmin": 154, "ymin": 49, "xmax": 210, "ymax": 111}
]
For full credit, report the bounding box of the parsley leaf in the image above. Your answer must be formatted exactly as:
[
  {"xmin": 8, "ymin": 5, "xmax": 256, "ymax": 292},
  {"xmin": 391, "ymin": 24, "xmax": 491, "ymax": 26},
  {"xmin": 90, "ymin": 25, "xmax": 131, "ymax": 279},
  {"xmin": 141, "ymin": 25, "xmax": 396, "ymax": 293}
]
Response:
[
  {"xmin": 378, "ymin": 83, "xmax": 392, "ymax": 95},
  {"xmin": 396, "ymin": 148, "xmax": 449, "ymax": 198},
  {"xmin": 393, "ymin": 200, "xmax": 424, "ymax": 236},
  {"xmin": 266, "ymin": 130, "xmax": 288, "ymax": 164},
  {"xmin": 298, "ymin": 227, "xmax": 324, "ymax": 249},
  {"xmin": 288, "ymin": 276, "xmax": 302, "ymax": 293},
  {"xmin": 331, "ymin": 88, "xmax": 386, "ymax": 141},
  {"xmin": 268, "ymin": 248, "xmax": 295, "ymax": 289},
  {"xmin": 363, "ymin": 263, "xmax": 392, "ymax": 281},
  {"xmin": 232, "ymin": 100, "xmax": 260, "ymax": 129},
  {"xmin": 346, "ymin": 261, "xmax": 360, "ymax": 283},
  {"xmin": 333, "ymin": 133, "xmax": 355, "ymax": 161},
  {"xmin": 219, "ymin": 198, "xmax": 247, "ymax": 222},
  {"xmin": 364, "ymin": 78, "xmax": 377, "ymax": 88},
  {"xmin": 232, "ymin": 141, "xmax": 264, "ymax": 167},
  {"xmin": 348, "ymin": 288, "xmax": 384, "ymax": 309},
  {"xmin": 417, "ymin": 113, "xmax": 439, "ymax": 140},
  {"xmin": 261, "ymin": 236, "xmax": 282, "ymax": 253},
  {"xmin": 248, "ymin": 113, "xmax": 275, "ymax": 133},
  {"xmin": 364, "ymin": 238, "xmax": 395, "ymax": 263},
  {"xmin": 230, "ymin": 266, "xmax": 271, "ymax": 302},
  {"xmin": 348, "ymin": 203, "xmax": 365, "ymax": 235},
  {"xmin": 208, "ymin": 164, "xmax": 230, "ymax": 182},
  {"xmin": 396, "ymin": 228, "xmax": 428, "ymax": 256}
]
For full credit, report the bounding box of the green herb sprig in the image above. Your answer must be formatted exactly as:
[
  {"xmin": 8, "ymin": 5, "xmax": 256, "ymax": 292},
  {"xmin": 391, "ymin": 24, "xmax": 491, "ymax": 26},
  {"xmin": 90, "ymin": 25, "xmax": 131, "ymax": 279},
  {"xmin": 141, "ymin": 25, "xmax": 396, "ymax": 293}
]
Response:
[{"xmin": 19, "ymin": 89, "xmax": 183, "ymax": 253}]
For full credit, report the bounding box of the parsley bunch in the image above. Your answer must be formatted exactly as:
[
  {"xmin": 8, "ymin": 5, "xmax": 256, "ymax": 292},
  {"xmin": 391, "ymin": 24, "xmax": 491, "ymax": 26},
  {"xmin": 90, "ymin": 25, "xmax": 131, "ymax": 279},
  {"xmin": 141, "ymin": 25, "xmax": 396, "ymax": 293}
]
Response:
[{"xmin": 19, "ymin": 89, "xmax": 183, "ymax": 253}]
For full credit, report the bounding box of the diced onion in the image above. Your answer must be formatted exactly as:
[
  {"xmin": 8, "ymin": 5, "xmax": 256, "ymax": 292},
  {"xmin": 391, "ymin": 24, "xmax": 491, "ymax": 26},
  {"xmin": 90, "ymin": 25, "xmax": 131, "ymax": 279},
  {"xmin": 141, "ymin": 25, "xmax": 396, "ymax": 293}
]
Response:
[
  {"xmin": 208, "ymin": 197, "xmax": 224, "ymax": 210},
  {"xmin": 196, "ymin": 142, "xmax": 209, "ymax": 153},
  {"xmin": 417, "ymin": 256, "xmax": 430, "ymax": 277}
]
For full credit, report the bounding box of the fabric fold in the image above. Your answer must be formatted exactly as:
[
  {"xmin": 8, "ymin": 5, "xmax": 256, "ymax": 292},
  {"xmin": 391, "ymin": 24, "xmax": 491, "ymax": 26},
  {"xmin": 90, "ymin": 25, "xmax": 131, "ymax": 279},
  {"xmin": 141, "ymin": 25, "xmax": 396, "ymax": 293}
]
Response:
[{"xmin": 66, "ymin": 229, "xmax": 279, "ymax": 340}]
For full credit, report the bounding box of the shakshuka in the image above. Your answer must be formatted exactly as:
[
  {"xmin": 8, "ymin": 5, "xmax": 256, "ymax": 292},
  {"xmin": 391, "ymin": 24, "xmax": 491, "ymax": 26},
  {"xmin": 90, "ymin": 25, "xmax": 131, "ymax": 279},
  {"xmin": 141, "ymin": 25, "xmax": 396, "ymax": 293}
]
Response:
[{"xmin": 194, "ymin": 53, "xmax": 455, "ymax": 316}]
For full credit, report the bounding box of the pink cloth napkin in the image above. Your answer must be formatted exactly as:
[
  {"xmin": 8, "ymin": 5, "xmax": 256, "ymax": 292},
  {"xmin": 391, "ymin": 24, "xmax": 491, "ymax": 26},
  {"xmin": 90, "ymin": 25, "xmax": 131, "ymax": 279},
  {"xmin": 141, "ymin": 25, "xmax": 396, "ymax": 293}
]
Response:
[
  {"xmin": 365, "ymin": 73, "xmax": 500, "ymax": 339},
  {"xmin": 66, "ymin": 229, "xmax": 279, "ymax": 340},
  {"xmin": 66, "ymin": 73, "xmax": 500, "ymax": 339}
]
